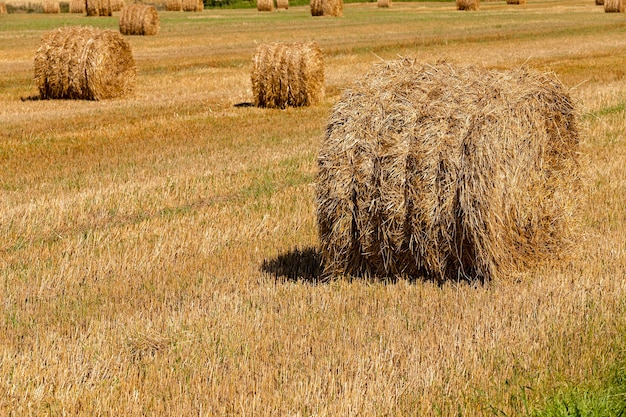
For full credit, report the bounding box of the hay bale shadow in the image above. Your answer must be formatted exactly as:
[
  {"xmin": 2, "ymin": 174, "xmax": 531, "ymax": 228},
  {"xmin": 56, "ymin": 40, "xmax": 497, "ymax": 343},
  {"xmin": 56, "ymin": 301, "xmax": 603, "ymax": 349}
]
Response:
[
  {"xmin": 234, "ymin": 102, "xmax": 254, "ymax": 108},
  {"xmin": 261, "ymin": 247, "xmax": 325, "ymax": 283}
]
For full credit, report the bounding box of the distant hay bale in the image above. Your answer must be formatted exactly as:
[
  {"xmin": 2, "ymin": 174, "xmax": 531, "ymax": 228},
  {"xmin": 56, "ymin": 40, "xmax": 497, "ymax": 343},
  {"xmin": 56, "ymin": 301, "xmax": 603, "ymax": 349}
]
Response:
[
  {"xmin": 43, "ymin": 1, "xmax": 60, "ymax": 13},
  {"xmin": 277, "ymin": 0, "xmax": 288, "ymax": 9},
  {"xmin": 311, "ymin": 0, "xmax": 342, "ymax": 16},
  {"xmin": 69, "ymin": 0, "xmax": 85, "ymax": 13},
  {"xmin": 110, "ymin": 0, "xmax": 124, "ymax": 12},
  {"xmin": 86, "ymin": 0, "xmax": 111, "ymax": 15},
  {"xmin": 0, "ymin": 2, "xmax": 8, "ymax": 13},
  {"xmin": 34, "ymin": 26, "xmax": 136, "ymax": 100},
  {"xmin": 506, "ymin": 0, "xmax": 526, "ymax": 3},
  {"xmin": 166, "ymin": 0, "xmax": 182, "ymax": 11},
  {"xmin": 377, "ymin": 0, "xmax": 391, "ymax": 7},
  {"xmin": 252, "ymin": 41, "xmax": 324, "ymax": 108},
  {"xmin": 257, "ymin": 0, "xmax": 273, "ymax": 11},
  {"xmin": 457, "ymin": 0, "xmax": 479, "ymax": 10},
  {"xmin": 596, "ymin": 0, "xmax": 604, "ymax": 5},
  {"xmin": 119, "ymin": 4, "xmax": 159, "ymax": 36},
  {"xmin": 605, "ymin": 0, "xmax": 624, "ymax": 11},
  {"xmin": 316, "ymin": 59, "xmax": 580, "ymax": 282},
  {"xmin": 182, "ymin": 0, "xmax": 203, "ymax": 11}
]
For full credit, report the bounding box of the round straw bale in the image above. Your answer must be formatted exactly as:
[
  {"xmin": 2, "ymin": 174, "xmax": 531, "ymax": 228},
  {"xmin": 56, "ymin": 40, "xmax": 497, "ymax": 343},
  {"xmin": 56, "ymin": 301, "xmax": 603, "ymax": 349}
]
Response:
[
  {"xmin": 506, "ymin": 0, "xmax": 526, "ymax": 3},
  {"xmin": 69, "ymin": 0, "xmax": 85, "ymax": 13},
  {"xmin": 257, "ymin": 0, "xmax": 273, "ymax": 11},
  {"xmin": 110, "ymin": 0, "xmax": 124, "ymax": 12},
  {"xmin": 0, "ymin": 2, "xmax": 8, "ymax": 13},
  {"xmin": 457, "ymin": 0, "xmax": 479, "ymax": 10},
  {"xmin": 377, "ymin": 0, "xmax": 391, "ymax": 7},
  {"xmin": 605, "ymin": 0, "xmax": 624, "ymax": 11},
  {"xmin": 34, "ymin": 26, "xmax": 136, "ymax": 100},
  {"xmin": 311, "ymin": 0, "xmax": 342, "ymax": 16},
  {"xmin": 182, "ymin": 0, "xmax": 203, "ymax": 11},
  {"xmin": 43, "ymin": 1, "xmax": 60, "ymax": 13},
  {"xmin": 119, "ymin": 4, "xmax": 160, "ymax": 36},
  {"xmin": 276, "ymin": 0, "xmax": 288, "ymax": 9},
  {"xmin": 596, "ymin": 0, "xmax": 604, "ymax": 5},
  {"xmin": 166, "ymin": 0, "xmax": 182, "ymax": 11},
  {"xmin": 316, "ymin": 59, "xmax": 580, "ymax": 282},
  {"xmin": 86, "ymin": 0, "xmax": 112, "ymax": 15},
  {"xmin": 251, "ymin": 41, "xmax": 324, "ymax": 109}
]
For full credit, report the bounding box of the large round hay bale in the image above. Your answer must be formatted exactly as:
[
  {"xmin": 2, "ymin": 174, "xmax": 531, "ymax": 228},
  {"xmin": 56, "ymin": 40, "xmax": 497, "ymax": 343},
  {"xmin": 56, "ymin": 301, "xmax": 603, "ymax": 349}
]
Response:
[
  {"xmin": 43, "ymin": 0, "xmax": 60, "ymax": 13},
  {"xmin": 316, "ymin": 59, "xmax": 580, "ymax": 282},
  {"xmin": 0, "ymin": 2, "xmax": 8, "ymax": 14},
  {"xmin": 457, "ymin": 0, "xmax": 479, "ymax": 10},
  {"xmin": 257, "ymin": 0, "xmax": 273, "ymax": 11},
  {"xmin": 377, "ymin": 0, "xmax": 391, "ymax": 8},
  {"xmin": 34, "ymin": 26, "xmax": 136, "ymax": 100},
  {"xmin": 596, "ymin": 0, "xmax": 604, "ymax": 5},
  {"xmin": 506, "ymin": 0, "xmax": 526, "ymax": 4},
  {"xmin": 166, "ymin": 0, "xmax": 182, "ymax": 11},
  {"xmin": 110, "ymin": 0, "xmax": 124, "ymax": 12},
  {"xmin": 86, "ymin": 0, "xmax": 112, "ymax": 16},
  {"xmin": 276, "ymin": 0, "xmax": 288, "ymax": 9},
  {"xmin": 605, "ymin": 0, "xmax": 624, "ymax": 11},
  {"xmin": 310, "ymin": 0, "xmax": 342, "ymax": 16},
  {"xmin": 119, "ymin": 4, "xmax": 160, "ymax": 36},
  {"xmin": 251, "ymin": 42, "xmax": 324, "ymax": 109},
  {"xmin": 69, "ymin": 0, "xmax": 85, "ymax": 13},
  {"xmin": 182, "ymin": 0, "xmax": 203, "ymax": 11}
]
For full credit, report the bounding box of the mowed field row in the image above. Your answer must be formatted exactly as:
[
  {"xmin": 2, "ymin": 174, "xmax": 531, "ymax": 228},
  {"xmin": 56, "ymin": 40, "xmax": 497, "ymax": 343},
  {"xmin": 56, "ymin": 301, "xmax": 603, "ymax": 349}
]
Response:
[{"xmin": 1, "ymin": 0, "xmax": 625, "ymax": 415}]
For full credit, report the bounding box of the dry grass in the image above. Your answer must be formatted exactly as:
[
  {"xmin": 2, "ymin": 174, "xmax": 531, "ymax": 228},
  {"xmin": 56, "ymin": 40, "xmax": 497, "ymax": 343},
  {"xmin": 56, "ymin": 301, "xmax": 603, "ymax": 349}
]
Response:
[{"xmin": 0, "ymin": 1, "xmax": 625, "ymax": 415}]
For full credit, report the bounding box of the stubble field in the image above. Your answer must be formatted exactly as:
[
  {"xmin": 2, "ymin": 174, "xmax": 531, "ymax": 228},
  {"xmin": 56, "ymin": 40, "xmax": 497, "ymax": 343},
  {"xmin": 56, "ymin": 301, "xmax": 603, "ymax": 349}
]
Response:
[{"xmin": 1, "ymin": 0, "xmax": 625, "ymax": 415}]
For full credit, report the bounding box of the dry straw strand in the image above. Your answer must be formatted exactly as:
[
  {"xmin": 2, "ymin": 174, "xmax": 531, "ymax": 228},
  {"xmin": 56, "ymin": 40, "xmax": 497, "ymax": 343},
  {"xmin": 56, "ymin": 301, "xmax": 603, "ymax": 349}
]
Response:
[
  {"xmin": 605, "ymin": 0, "xmax": 624, "ymax": 11},
  {"xmin": 43, "ymin": 1, "xmax": 60, "ymax": 13},
  {"xmin": 0, "ymin": 2, "xmax": 7, "ymax": 13},
  {"xmin": 34, "ymin": 26, "xmax": 136, "ymax": 100},
  {"xmin": 69, "ymin": 0, "xmax": 86, "ymax": 13},
  {"xmin": 257, "ymin": 0, "xmax": 273, "ymax": 11},
  {"xmin": 119, "ymin": 4, "xmax": 160, "ymax": 36},
  {"xmin": 166, "ymin": 0, "xmax": 182, "ymax": 11},
  {"xmin": 276, "ymin": 0, "xmax": 288, "ymax": 9},
  {"xmin": 316, "ymin": 59, "xmax": 580, "ymax": 282},
  {"xmin": 311, "ymin": 0, "xmax": 342, "ymax": 16},
  {"xmin": 251, "ymin": 41, "xmax": 324, "ymax": 109},
  {"xmin": 457, "ymin": 0, "xmax": 479, "ymax": 10},
  {"xmin": 377, "ymin": 0, "xmax": 391, "ymax": 8}
]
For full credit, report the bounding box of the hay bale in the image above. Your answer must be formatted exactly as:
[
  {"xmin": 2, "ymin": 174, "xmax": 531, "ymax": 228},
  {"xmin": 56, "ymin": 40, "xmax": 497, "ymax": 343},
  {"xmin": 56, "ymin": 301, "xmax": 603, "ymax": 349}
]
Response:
[
  {"xmin": 377, "ymin": 0, "xmax": 391, "ymax": 7},
  {"xmin": 316, "ymin": 59, "xmax": 580, "ymax": 282},
  {"xmin": 110, "ymin": 0, "xmax": 124, "ymax": 12},
  {"xmin": 86, "ymin": 0, "xmax": 111, "ymax": 16},
  {"xmin": 166, "ymin": 0, "xmax": 182, "ymax": 11},
  {"xmin": 276, "ymin": 0, "xmax": 288, "ymax": 9},
  {"xmin": 506, "ymin": 0, "xmax": 526, "ymax": 3},
  {"xmin": 69, "ymin": 0, "xmax": 85, "ymax": 13},
  {"xmin": 596, "ymin": 0, "xmax": 604, "ymax": 5},
  {"xmin": 310, "ymin": 0, "xmax": 342, "ymax": 16},
  {"xmin": 251, "ymin": 41, "xmax": 324, "ymax": 109},
  {"xmin": 0, "ymin": 2, "xmax": 7, "ymax": 13},
  {"xmin": 119, "ymin": 4, "xmax": 159, "ymax": 36},
  {"xmin": 182, "ymin": 0, "xmax": 203, "ymax": 11},
  {"xmin": 457, "ymin": 0, "xmax": 479, "ymax": 10},
  {"xmin": 43, "ymin": 1, "xmax": 60, "ymax": 13},
  {"xmin": 257, "ymin": 0, "xmax": 273, "ymax": 11},
  {"xmin": 34, "ymin": 26, "xmax": 136, "ymax": 100},
  {"xmin": 605, "ymin": 0, "xmax": 624, "ymax": 11}
]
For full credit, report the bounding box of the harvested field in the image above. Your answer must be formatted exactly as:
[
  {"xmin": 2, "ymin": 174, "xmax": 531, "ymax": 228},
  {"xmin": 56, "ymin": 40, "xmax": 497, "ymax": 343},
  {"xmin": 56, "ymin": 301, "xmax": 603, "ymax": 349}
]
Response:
[{"xmin": 0, "ymin": 1, "xmax": 625, "ymax": 416}]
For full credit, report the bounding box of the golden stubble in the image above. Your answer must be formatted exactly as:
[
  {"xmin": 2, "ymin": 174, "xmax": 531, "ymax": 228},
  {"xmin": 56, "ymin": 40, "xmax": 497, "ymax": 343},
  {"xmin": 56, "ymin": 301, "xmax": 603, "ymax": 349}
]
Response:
[{"xmin": 0, "ymin": 0, "xmax": 625, "ymax": 415}]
